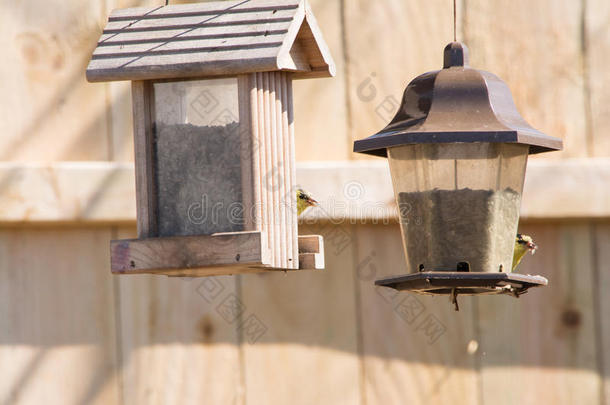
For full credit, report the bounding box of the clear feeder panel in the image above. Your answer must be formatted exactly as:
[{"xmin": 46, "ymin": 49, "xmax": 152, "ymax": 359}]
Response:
[
  {"xmin": 387, "ymin": 143, "xmax": 529, "ymax": 273},
  {"xmin": 153, "ymin": 78, "xmax": 245, "ymax": 237}
]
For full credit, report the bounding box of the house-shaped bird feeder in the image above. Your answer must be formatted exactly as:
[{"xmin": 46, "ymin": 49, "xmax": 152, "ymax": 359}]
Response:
[
  {"xmin": 86, "ymin": 0, "xmax": 333, "ymax": 276},
  {"xmin": 354, "ymin": 42, "xmax": 562, "ymax": 307}
]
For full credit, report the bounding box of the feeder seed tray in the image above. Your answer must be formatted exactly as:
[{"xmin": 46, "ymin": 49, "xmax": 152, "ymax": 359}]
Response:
[{"xmin": 375, "ymin": 271, "xmax": 548, "ymax": 297}]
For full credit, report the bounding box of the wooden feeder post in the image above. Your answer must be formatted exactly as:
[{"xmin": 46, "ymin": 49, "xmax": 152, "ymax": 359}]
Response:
[{"xmin": 86, "ymin": 0, "xmax": 334, "ymax": 276}]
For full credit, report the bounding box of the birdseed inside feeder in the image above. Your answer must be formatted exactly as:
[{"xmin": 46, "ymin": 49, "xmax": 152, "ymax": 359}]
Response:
[
  {"xmin": 86, "ymin": 0, "xmax": 334, "ymax": 276},
  {"xmin": 353, "ymin": 42, "xmax": 562, "ymax": 306}
]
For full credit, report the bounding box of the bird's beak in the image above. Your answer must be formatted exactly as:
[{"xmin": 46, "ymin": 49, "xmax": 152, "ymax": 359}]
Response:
[
  {"xmin": 308, "ymin": 197, "xmax": 319, "ymax": 207},
  {"xmin": 527, "ymin": 241, "xmax": 538, "ymax": 254}
]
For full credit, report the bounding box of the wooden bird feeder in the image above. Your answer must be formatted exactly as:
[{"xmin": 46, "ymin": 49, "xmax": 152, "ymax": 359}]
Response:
[
  {"xmin": 354, "ymin": 43, "xmax": 563, "ymax": 304},
  {"xmin": 86, "ymin": 0, "xmax": 334, "ymax": 276}
]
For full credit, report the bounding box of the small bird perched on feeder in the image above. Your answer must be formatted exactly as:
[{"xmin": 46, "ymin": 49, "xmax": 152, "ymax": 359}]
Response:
[
  {"xmin": 296, "ymin": 188, "xmax": 318, "ymax": 216},
  {"xmin": 512, "ymin": 234, "xmax": 537, "ymax": 271}
]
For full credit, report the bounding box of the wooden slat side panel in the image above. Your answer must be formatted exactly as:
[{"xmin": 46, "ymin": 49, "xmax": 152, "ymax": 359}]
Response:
[
  {"xmin": 477, "ymin": 223, "xmax": 601, "ymax": 405},
  {"xmin": 285, "ymin": 73, "xmax": 300, "ymax": 269},
  {"xmin": 116, "ymin": 227, "xmax": 241, "ymax": 405},
  {"xmin": 240, "ymin": 223, "xmax": 360, "ymax": 404},
  {"xmin": 285, "ymin": 74, "xmax": 299, "ymax": 266},
  {"xmin": 261, "ymin": 72, "xmax": 277, "ymax": 267},
  {"xmin": 256, "ymin": 73, "xmax": 272, "ymax": 261},
  {"xmin": 268, "ymin": 73, "xmax": 284, "ymax": 268},
  {"xmin": 0, "ymin": 228, "xmax": 120, "ymax": 405},
  {"xmin": 274, "ymin": 73, "xmax": 290, "ymax": 269},
  {"xmin": 356, "ymin": 224, "xmax": 480, "ymax": 405},
  {"xmin": 131, "ymin": 81, "xmax": 157, "ymax": 238},
  {"xmin": 284, "ymin": 73, "xmax": 299, "ymax": 265}
]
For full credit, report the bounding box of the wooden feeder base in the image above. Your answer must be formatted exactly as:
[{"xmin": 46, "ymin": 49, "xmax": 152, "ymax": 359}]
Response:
[
  {"xmin": 375, "ymin": 271, "xmax": 547, "ymax": 297},
  {"xmin": 110, "ymin": 231, "xmax": 324, "ymax": 277}
]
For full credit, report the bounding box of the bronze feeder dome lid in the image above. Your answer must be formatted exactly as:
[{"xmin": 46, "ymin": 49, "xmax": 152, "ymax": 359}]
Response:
[
  {"xmin": 353, "ymin": 42, "xmax": 563, "ymax": 157},
  {"xmin": 354, "ymin": 42, "xmax": 562, "ymax": 310}
]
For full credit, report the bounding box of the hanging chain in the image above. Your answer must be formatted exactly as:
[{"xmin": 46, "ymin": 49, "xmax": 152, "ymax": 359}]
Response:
[{"xmin": 453, "ymin": 0, "xmax": 457, "ymax": 41}]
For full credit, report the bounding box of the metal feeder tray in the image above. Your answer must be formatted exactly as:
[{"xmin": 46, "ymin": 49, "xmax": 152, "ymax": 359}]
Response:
[{"xmin": 375, "ymin": 272, "xmax": 548, "ymax": 311}]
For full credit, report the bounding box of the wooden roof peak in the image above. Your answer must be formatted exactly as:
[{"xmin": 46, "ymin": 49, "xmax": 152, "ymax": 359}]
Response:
[{"xmin": 86, "ymin": 0, "xmax": 335, "ymax": 82}]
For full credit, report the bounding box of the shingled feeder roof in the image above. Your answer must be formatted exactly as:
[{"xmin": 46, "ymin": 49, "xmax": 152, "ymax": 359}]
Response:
[{"xmin": 86, "ymin": 0, "xmax": 335, "ymax": 82}]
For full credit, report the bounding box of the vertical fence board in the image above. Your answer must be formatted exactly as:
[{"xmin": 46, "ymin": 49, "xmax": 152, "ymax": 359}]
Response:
[
  {"xmin": 355, "ymin": 224, "xmax": 480, "ymax": 405},
  {"xmin": 0, "ymin": 1, "xmax": 111, "ymax": 161},
  {"xmin": 343, "ymin": 0, "xmax": 459, "ymax": 159},
  {"xmin": 595, "ymin": 223, "xmax": 610, "ymax": 404},
  {"xmin": 464, "ymin": 0, "xmax": 587, "ymax": 159},
  {"xmin": 115, "ymin": 227, "xmax": 242, "ymax": 405},
  {"xmin": 0, "ymin": 228, "xmax": 120, "ymax": 405},
  {"xmin": 477, "ymin": 223, "xmax": 600, "ymax": 405},
  {"xmin": 240, "ymin": 223, "xmax": 361, "ymax": 405},
  {"xmin": 586, "ymin": 0, "xmax": 610, "ymax": 157},
  {"xmin": 293, "ymin": 0, "xmax": 349, "ymax": 161}
]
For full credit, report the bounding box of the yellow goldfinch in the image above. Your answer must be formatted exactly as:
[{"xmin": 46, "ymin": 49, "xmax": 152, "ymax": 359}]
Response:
[
  {"xmin": 296, "ymin": 188, "xmax": 318, "ymax": 216},
  {"xmin": 512, "ymin": 234, "xmax": 537, "ymax": 271}
]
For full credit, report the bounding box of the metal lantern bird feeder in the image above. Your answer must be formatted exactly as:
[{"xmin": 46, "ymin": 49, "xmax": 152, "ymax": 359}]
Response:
[
  {"xmin": 354, "ymin": 43, "xmax": 562, "ymax": 303},
  {"xmin": 86, "ymin": 0, "xmax": 334, "ymax": 276}
]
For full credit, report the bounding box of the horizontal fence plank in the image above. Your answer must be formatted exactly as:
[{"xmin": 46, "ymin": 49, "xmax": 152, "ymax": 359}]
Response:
[{"xmin": 0, "ymin": 160, "xmax": 609, "ymax": 224}]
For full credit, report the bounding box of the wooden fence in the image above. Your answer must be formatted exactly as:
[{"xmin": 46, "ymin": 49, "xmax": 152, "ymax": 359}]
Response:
[{"xmin": 1, "ymin": 0, "xmax": 609, "ymax": 404}]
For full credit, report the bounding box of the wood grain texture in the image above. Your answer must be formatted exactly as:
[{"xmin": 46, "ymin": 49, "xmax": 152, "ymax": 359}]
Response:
[
  {"xmin": 248, "ymin": 72, "xmax": 264, "ymax": 234},
  {"xmin": 268, "ymin": 73, "xmax": 283, "ymax": 267},
  {"xmin": 131, "ymin": 81, "xmax": 157, "ymax": 238},
  {"xmin": 355, "ymin": 224, "xmax": 480, "ymax": 405},
  {"xmin": 261, "ymin": 72, "xmax": 278, "ymax": 267},
  {"xmin": 464, "ymin": 0, "xmax": 586, "ymax": 160},
  {"xmin": 2, "ymin": 160, "xmax": 610, "ymax": 224},
  {"xmin": 0, "ymin": 0, "xmax": 110, "ymax": 161},
  {"xmin": 298, "ymin": 234, "xmax": 324, "ymax": 269},
  {"xmin": 273, "ymin": 73, "xmax": 288, "ymax": 268},
  {"xmin": 107, "ymin": 81, "xmax": 134, "ymax": 162},
  {"xmin": 285, "ymin": 74, "xmax": 300, "ymax": 265},
  {"xmin": 293, "ymin": 0, "xmax": 348, "ymax": 161},
  {"xmin": 255, "ymin": 72, "xmax": 271, "ymax": 264},
  {"xmin": 594, "ymin": 223, "xmax": 610, "ymax": 403},
  {"xmin": 111, "ymin": 231, "xmax": 270, "ymax": 275},
  {"xmin": 0, "ymin": 228, "xmax": 120, "ymax": 405},
  {"xmin": 586, "ymin": 0, "xmax": 610, "ymax": 156},
  {"xmin": 477, "ymin": 223, "xmax": 601, "ymax": 405},
  {"xmin": 114, "ymin": 226, "xmax": 243, "ymax": 405},
  {"xmin": 238, "ymin": 74, "xmax": 257, "ymax": 231},
  {"xmin": 344, "ymin": 0, "xmax": 458, "ymax": 159},
  {"xmin": 87, "ymin": 0, "xmax": 334, "ymax": 81},
  {"xmin": 240, "ymin": 223, "xmax": 360, "ymax": 405}
]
